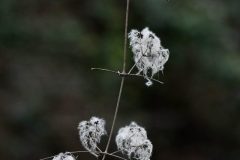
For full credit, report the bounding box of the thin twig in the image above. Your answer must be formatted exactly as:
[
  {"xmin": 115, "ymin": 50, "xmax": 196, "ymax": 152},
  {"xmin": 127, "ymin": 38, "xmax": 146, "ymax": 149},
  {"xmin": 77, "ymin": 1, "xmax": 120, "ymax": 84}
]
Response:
[
  {"xmin": 110, "ymin": 150, "xmax": 122, "ymax": 155},
  {"xmin": 122, "ymin": 0, "xmax": 130, "ymax": 72},
  {"xmin": 102, "ymin": 152, "xmax": 128, "ymax": 160},
  {"xmin": 91, "ymin": 67, "xmax": 121, "ymax": 75},
  {"xmin": 70, "ymin": 150, "xmax": 92, "ymax": 154},
  {"xmin": 102, "ymin": 77, "xmax": 125, "ymax": 160},
  {"xmin": 96, "ymin": 146, "xmax": 103, "ymax": 153},
  {"xmin": 127, "ymin": 63, "xmax": 136, "ymax": 74},
  {"xmin": 71, "ymin": 150, "xmax": 99, "ymax": 158},
  {"xmin": 91, "ymin": 67, "xmax": 164, "ymax": 84},
  {"xmin": 40, "ymin": 155, "xmax": 55, "ymax": 160},
  {"xmin": 102, "ymin": 0, "xmax": 130, "ymax": 159}
]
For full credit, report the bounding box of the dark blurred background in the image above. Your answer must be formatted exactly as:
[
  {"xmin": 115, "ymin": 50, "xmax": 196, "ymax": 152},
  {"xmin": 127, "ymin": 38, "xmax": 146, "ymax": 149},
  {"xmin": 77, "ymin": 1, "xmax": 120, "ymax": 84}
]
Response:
[{"xmin": 0, "ymin": 0, "xmax": 240, "ymax": 159}]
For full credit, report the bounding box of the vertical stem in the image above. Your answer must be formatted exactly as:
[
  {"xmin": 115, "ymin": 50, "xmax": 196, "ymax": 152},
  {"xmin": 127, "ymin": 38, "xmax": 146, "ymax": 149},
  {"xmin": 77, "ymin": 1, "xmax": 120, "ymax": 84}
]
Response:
[
  {"xmin": 102, "ymin": 0, "xmax": 130, "ymax": 159},
  {"xmin": 103, "ymin": 77, "xmax": 125, "ymax": 156},
  {"xmin": 123, "ymin": 0, "xmax": 130, "ymax": 73}
]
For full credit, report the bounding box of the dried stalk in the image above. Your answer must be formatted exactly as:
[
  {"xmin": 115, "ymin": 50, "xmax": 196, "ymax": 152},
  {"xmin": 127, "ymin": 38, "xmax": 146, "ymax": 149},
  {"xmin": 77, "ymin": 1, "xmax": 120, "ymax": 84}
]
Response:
[{"xmin": 101, "ymin": 0, "xmax": 130, "ymax": 159}]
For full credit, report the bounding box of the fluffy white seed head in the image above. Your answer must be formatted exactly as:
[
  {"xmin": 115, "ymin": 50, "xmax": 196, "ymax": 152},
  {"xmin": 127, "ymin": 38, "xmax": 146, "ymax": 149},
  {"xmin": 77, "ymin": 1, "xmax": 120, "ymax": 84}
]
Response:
[
  {"xmin": 78, "ymin": 117, "xmax": 106, "ymax": 155},
  {"xmin": 128, "ymin": 27, "xmax": 169, "ymax": 86},
  {"xmin": 52, "ymin": 152, "xmax": 75, "ymax": 160},
  {"xmin": 116, "ymin": 122, "xmax": 153, "ymax": 160}
]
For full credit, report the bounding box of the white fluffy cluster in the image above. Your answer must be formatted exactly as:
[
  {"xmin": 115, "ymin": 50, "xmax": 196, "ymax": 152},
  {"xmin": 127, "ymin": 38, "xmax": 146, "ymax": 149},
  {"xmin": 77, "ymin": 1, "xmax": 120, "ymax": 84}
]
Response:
[
  {"xmin": 78, "ymin": 117, "xmax": 106, "ymax": 155},
  {"xmin": 52, "ymin": 152, "xmax": 75, "ymax": 160},
  {"xmin": 116, "ymin": 122, "xmax": 153, "ymax": 160},
  {"xmin": 128, "ymin": 27, "xmax": 169, "ymax": 86}
]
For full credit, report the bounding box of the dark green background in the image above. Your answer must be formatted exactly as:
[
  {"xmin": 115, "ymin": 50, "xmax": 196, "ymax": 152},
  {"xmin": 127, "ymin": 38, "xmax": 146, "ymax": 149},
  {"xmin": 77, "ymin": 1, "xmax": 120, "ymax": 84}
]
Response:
[{"xmin": 0, "ymin": 0, "xmax": 240, "ymax": 159}]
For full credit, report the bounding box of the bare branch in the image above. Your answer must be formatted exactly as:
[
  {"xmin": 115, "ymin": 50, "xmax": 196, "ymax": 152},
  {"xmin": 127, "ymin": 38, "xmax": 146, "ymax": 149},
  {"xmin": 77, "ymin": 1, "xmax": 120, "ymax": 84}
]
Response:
[
  {"xmin": 127, "ymin": 63, "xmax": 136, "ymax": 74},
  {"xmin": 91, "ymin": 67, "xmax": 164, "ymax": 84},
  {"xmin": 91, "ymin": 68, "xmax": 121, "ymax": 75},
  {"xmin": 40, "ymin": 155, "xmax": 55, "ymax": 160},
  {"xmin": 101, "ymin": 152, "xmax": 128, "ymax": 160},
  {"xmin": 110, "ymin": 150, "xmax": 122, "ymax": 155}
]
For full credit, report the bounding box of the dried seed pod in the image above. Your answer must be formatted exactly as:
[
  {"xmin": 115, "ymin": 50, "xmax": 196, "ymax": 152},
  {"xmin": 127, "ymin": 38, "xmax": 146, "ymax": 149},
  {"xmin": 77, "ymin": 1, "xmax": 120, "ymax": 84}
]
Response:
[
  {"xmin": 78, "ymin": 117, "xmax": 106, "ymax": 155},
  {"xmin": 116, "ymin": 122, "xmax": 153, "ymax": 160},
  {"xmin": 129, "ymin": 27, "xmax": 169, "ymax": 86}
]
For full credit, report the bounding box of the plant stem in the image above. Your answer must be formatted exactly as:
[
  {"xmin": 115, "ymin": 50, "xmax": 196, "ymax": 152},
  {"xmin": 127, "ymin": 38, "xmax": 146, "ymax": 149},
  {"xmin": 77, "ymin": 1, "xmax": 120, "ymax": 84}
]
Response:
[
  {"xmin": 103, "ymin": 77, "xmax": 125, "ymax": 160},
  {"xmin": 102, "ymin": 0, "xmax": 130, "ymax": 159},
  {"xmin": 110, "ymin": 150, "xmax": 122, "ymax": 155},
  {"xmin": 102, "ymin": 152, "xmax": 128, "ymax": 160},
  {"xmin": 123, "ymin": 0, "xmax": 130, "ymax": 73}
]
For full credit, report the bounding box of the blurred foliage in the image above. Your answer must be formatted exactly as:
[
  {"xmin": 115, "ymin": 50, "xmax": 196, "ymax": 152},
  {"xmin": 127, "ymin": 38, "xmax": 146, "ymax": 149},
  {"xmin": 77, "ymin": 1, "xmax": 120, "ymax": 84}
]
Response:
[{"xmin": 0, "ymin": 0, "xmax": 240, "ymax": 159}]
